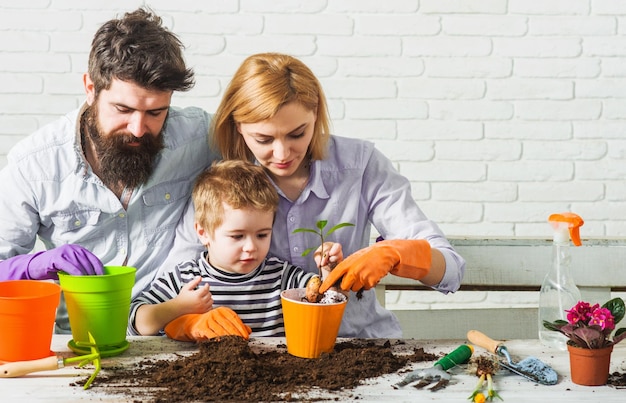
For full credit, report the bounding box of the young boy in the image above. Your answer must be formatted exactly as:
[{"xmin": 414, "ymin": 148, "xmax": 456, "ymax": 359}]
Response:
[{"xmin": 129, "ymin": 160, "xmax": 342, "ymax": 340}]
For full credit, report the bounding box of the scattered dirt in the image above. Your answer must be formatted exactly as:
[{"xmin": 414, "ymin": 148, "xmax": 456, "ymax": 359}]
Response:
[
  {"xmin": 468, "ymin": 354, "xmax": 500, "ymax": 377},
  {"xmin": 77, "ymin": 336, "xmax": 437, "ymax": 402},
  {"xmin": 608, "ymin": 371, "xmax": 626, "ymax": 388}
]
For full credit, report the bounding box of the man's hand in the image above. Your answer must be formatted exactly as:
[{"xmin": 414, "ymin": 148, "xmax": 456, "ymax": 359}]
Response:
[
  {"xmin": 0, "ymin": 244, "xmax": 104, "ymax": 281},
  {"xmin": 318, "ymin": 239, "xmax": 432, "ymax": 293}
]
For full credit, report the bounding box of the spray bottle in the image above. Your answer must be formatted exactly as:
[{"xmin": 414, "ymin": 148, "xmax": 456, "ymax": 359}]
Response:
[{"xmin": 538, "ymin": 212, "xmax": 584, "ymax": 350}]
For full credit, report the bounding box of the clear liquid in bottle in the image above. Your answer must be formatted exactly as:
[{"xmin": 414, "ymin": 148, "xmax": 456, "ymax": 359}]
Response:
[
  {"xmin": 538, "ymin": 215, "xmax": 583, "ymax": 350},
  {"xmin": 538, "ymin": 273, "xmax": 580, "ymax": 350}
]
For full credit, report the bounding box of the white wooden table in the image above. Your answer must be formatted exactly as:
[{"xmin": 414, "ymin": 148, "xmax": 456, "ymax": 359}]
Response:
[{"xmin": 1, "ymin": 335, "xmax": 625, "ymax": 402}]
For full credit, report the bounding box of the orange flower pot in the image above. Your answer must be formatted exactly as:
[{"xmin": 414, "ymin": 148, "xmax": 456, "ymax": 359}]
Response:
[
  {"xmin": 280, "ymin": 288, "xmax": 347, "ymax": 359},
  {"xmin": 0, "ymin": 280, "xmax": 61, "ymax": 362},
  {"xmin": 567, "ymin": 343, "xmax": 613, "ymax": 386}
]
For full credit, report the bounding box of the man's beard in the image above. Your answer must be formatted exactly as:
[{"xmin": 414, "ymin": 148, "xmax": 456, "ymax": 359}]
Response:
[{"xmin": 84, "ymin": 104, "xmax": 165, "ymax": 190}]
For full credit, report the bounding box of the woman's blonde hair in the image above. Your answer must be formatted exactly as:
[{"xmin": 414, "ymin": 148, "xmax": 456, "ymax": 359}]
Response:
[
  {"xmin": 212, "ymin": 53, "xmax": 331, "ymax": 162},
  {"xmin": 192, "ymin": 160, "xmax": 279, "ymax": 235}
]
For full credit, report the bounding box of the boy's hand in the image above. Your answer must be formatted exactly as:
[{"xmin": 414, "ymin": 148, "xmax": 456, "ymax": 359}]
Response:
[
  {"xmin": 175, "ymin": 276, "xmax": 213, "ymax": 315},
  {"xmin": 164, "ymin": 307, "xmax": 252, "ymax": 342},
  {"xmin": 314, "ymin": 242, "xmax": 343, "ymax": 270}
]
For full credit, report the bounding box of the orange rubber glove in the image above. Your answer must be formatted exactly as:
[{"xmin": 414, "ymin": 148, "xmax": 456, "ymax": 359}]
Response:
[
  {"xmin": 319, "ymin": 239, "xmax": 432, "ymax": 293},
  {"xmin": 164, "ymin": 306, "xmax": 252, "ymax": 342}
]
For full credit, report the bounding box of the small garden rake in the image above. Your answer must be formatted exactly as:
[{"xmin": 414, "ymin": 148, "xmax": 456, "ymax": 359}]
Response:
[
  {"xmin": 0, "ymin": 332, "xmax": 100, "ymax": 389},
  {"xmin": 393, "ymin": 344, "xmax": 473, "ymax": 391}
]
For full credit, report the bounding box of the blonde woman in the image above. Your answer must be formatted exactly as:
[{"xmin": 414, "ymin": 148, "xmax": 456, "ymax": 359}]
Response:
[{"xmin": 173, "ymin": 52, "xmax": 466, "ymax": 338}]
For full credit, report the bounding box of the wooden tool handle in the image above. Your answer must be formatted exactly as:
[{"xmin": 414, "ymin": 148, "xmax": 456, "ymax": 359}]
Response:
[
  {"xmin": 467, "ymin": 330, "xmax": 502, "ymax": 354},
  {"xmin": 0, "ymin": 356, "xmax": 60, "ymax": 378}
]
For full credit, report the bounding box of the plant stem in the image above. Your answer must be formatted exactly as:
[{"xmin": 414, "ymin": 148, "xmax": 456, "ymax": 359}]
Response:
[{"xmin": 319, "ymin": 234, "xmax": 325, "ymax": 277}]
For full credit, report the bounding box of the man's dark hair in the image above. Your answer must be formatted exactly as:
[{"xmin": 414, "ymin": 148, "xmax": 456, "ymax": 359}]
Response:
[{"xmin": 88, "ymin": 8, "xmax": 194, "ymax": 96}]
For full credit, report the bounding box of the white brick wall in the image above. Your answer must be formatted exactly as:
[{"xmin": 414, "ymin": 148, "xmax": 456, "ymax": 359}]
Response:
[
  {"xmin": 1, "ymin": 2, "xmax": 625, "ymax": 314},
  {"xmin": 3, "ymin": 1, "xmax": 623, "ymax": 238}
]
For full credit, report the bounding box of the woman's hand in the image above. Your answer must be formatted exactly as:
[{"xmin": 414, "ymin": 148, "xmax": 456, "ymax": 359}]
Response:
[
  {"xmin": 319, "ymin": 239, "xmax": 432, "ymax": 294},
  {"xmin": 313, "ymin": 242, "xmax": 343, "ymax": 271},
  {"xmin": 314, "ymin": 242, "xmax": 344, "ymax": 297}
]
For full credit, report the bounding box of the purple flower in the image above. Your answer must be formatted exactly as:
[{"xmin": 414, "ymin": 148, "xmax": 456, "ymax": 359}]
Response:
[
  {"xmin": 566, "ymin": 301, "xmax": 598, "ymax": 325},
  {"xmin": 589, "ymin": 307, "xmax": 615, "ymax": 331},
  {"xmin": 545, "ymin": 298, "xmax": 626, "ymax": 349}
]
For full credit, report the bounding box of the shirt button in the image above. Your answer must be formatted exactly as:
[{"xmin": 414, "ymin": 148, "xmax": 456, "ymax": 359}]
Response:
[
  {"xmin": 120, "ymin": 248, "xmax": 126, "ymax": 255},
  {"xmin": 74, "ymin": 220, "xmax": 81, "ymax": 227},
  {"xmin": 293, "ymin": 247, "xmax": 299, "ymax": 253},
  {"xmin": 165, "ymin": 193, "xmax": 171, "ymax": 200},
  {"xmin": 118, "ymin": 213, "xmax": 125, "ymax": 218},
  {"xmin": 289, "ymin": 216, "xmax": 295, "ymax": 222}
]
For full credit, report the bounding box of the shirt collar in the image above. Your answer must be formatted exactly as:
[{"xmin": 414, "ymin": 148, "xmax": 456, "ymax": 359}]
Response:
[
  {"xmin": 255, "ymin": 159, "xmax": 330, "ymax": 203},
  {"xmin": 304, "ymin": 160, "xmax": 329, "ymax": 201},
  {"xmin": 74, "ymin": 102, "xmax": 90, "ymax": 177},
  {"xmin": 200, "ymin": 251, "xmax": 265, "ymax": 282}
]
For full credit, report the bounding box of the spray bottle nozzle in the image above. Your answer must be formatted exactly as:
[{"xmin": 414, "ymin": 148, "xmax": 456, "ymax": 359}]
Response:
[{"xmin": 548, "ymin": 212, "xmax": 584, "ymax": 246}]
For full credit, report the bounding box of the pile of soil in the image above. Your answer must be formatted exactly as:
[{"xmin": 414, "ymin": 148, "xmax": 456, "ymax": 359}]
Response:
[
  {"xmin": 608, "ymin": 371, "xmax": 626, "ymax": 388},
  {"xmin": 79, "ymin": 336, "xmax": 436, "ymax": 402}
]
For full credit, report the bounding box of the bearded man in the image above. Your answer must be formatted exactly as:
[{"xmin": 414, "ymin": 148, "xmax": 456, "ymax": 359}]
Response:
[{"xmin": 0, "ymin": 8, "xmax": 218, "ymax": 333}]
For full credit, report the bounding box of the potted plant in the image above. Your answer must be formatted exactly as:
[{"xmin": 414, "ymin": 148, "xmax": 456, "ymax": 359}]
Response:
[
  {"xmin": 293, "ymin": 220, "xmax": 353, "ymax": 302},
  {"xmin": 280, "ymin": 220, "xmax": 353, "ymax": 358},
  {"xmin": 543, "ymin": 297, "xmax": 626, "ymax": 386}
]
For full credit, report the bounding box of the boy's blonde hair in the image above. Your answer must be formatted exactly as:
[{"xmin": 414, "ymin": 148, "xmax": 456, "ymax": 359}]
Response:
[{"xmin": 192, "ymin": 160, "xmax": 279, "ymax": 235}]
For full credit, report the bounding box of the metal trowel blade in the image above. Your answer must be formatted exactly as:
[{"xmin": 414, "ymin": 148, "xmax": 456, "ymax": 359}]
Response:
[{"xmin": 500, "ymin": 356, "xmax": 558, "ymax": 385}]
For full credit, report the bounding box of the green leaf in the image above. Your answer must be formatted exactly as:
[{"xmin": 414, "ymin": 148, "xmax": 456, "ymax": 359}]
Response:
[
  {"xmin": 316, "ymin": 220, "xmax": 328, "ymax": 231},
  {"xmin": 301, "ymin": 247, "xmax": 315, "ymax": 257},
  {"xmin": 292, "ymin": 228, "xmax": 320, "ymax": 235},
  {"xmin": 603, "ymin": 297, "xmax": 625, "ymax": 325},
  {"xmin": 291, "ymin": 219, "xmax": 354, "ymax": 269},
  {"xmin": 325, "ymin": 222, "xmax": 355, "ymax": 236}
]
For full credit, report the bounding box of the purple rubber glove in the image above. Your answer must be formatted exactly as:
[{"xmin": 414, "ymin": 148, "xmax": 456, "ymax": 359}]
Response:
[{"xmin": 0, "ymin": 244, "xmax": 104, "ymax": 280}]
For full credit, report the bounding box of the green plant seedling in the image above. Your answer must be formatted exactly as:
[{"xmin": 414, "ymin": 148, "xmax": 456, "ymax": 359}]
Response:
[{"xmin": 293, "ymin": 220, "xmax": 354, "ymax": 277}]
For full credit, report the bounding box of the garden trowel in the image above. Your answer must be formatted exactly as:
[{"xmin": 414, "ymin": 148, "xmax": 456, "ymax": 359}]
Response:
[{"xmin": 467, "ymin": 330, "xmax": 558, "ymax": 385}]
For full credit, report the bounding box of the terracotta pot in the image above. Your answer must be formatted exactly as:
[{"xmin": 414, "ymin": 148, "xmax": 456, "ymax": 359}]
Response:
[{"xmin": 567, "ymin": 343, "xmax": 613, "ymax": 386}]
